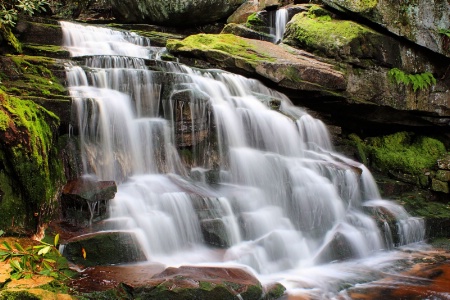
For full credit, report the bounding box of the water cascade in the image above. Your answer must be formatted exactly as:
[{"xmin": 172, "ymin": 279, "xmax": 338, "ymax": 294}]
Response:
[
  {"xmin": 61, "ymin": 21, "xmax": 426, "ymax": 297},
  {"xmin": 270, "ymin": 8, "xmax": 289, "ymax": 43}
]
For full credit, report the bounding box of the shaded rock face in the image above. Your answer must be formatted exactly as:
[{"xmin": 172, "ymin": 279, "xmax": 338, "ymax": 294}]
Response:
[
  {"xmin": 322, "ymin": 0, "xmax": 450, "ymax": 58},
  {"xmin": 109, "ymin": 0, "xmax": 245, "ymax": 26},
  {"xmin": 62, "ymin": 231, "xmax": 147, "ymax": 267}
]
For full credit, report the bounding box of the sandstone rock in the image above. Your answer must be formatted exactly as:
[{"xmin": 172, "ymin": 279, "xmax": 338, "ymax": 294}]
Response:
[
  {"xmin": 166, "ymin": 33, "xmax": 346, "ymax": 94},
  {"xmin": 322, "ymin": 0, "xmax": 450, "ymax": 58},
  {"xmin": 227, "ymin": 1, "xmax": 260, "ymax": 24},
  {"xmin": 109, "ymin": 0, "xmax": 245, "ymax": 26}
]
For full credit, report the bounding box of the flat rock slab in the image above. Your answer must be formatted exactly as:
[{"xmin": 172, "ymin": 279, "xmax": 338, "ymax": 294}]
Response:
[{"xmin": 166, "ymin": 33, "xmax": 346, "ymax": 93}]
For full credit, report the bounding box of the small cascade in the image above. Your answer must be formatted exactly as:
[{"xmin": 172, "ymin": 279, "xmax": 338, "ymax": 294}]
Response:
[
  {"xmin": 61, "ymin": 21, "xmax": 427, "ymax": 296},
  {"xmin": 270, "ymin": 8, "xmax": 289, "ymax": 43}
]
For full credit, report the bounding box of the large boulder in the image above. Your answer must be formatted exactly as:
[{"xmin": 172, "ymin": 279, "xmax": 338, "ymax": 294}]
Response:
[
  {"xmin": 166, "ymin": 33, "xmax": 346, "ymax": 93},
  {"xmin": 109, "ymin": 0, "xmax": 246, "ymax": 26},
  {"xmin": 321, "ymin": 0, "xmax": 450, "ymax": 58}
]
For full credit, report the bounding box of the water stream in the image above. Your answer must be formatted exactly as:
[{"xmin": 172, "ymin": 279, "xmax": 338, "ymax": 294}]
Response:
[{"xmin": 61, "ymin": 21, "xmax": 427, "ymax": 298}]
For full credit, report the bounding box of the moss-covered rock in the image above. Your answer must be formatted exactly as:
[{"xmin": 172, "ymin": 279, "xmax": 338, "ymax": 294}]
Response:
[
  {"xmin": 348, "ymin": 132, "xmax": 446, "ymax": 180},
  {"xmin": 166, "ymin": 33, "xmax": 346, "ymax": 93},
  {"xmin": 322, "ymin": 0, "xmax": 450, "ymax": 58},
  {"xmin": 283, "ymin": 5, "xmax": 398, "ymax": 64},
  {"xmin": 0, "ymin": 89, "xmax": 64, "ymax": 234},
  {"xmin": 0, "ymin": 24, "xmax": 22, "ymax": 54}
]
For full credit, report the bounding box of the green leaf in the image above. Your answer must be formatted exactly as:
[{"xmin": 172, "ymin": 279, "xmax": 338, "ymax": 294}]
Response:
[
  {"xmin": 14, "ymin": 242, "xmax": 25, "ymax": 252},
  {"xmin": 10, "ymin": 260, "xmax": 22, "ymax": 271},
  {"xmin": 24, "ymin": 273, "xmax": 33, "ymax": 279},
  {"xmin": 43, "ymin": 258, "xmax": 56, "ymax": 263},
  {"xmin": 2, "ymin": 241, "xmax": 12, "ymax": 251},
  {"xmin": 38, "ymin": 246, "xmax": 51, "ymax": 256},
  {"xmin": 54, "ymin": 234, "xmax": 60, "ymax": 247},
  {"xmin": 0, "ymin": 230, "xmax": 4, "ymax": 236},
  {"xmin": 10, "ymin": 272, "xmax": 23, "ymax": 280}
]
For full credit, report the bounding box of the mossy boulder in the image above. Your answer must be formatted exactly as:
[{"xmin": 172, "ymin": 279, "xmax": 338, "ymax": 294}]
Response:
[
  {"xmin": 322, "ymin": 0, "xmax": 450, "ymax": 58},
  {"xmin": 166, "ymin": 33, "xmax": 346, "ymax": 93},
  {"xmin": 0, "ymin": 89, "xmax": 64, "ymax": 234},
  {"xmin": 283, "ymin": 6, "xmax": 398, "ymax": 64}
]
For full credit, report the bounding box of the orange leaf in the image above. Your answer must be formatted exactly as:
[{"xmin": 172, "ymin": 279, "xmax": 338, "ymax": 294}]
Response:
[{"xmin": 81, "ymin": 247, "xmax": 86, "ymax": 259}]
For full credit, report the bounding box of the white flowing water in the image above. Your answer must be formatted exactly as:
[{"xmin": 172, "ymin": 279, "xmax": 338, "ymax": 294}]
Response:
[
  {"xmin": 61, "ymin": 21, "xmax": 427, "ymax": 297},
  {"xmin": 271, "ymin": 8, "xmax": 289, "ymax": 43}
]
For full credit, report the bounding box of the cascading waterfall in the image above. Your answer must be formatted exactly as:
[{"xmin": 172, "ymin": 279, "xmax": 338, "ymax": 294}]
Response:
[
  {"xmin": 270, "ymin": 8, "xmax": 289, "ymax": 43},
  {"xmin": 61, "ymin": 21, "xmax": 426, "ymax": 297}
]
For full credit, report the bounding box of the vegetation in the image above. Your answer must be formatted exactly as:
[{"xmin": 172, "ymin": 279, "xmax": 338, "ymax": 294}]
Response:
[
  {"xmin": 438, "ymin": 28, "xmax": 450, "ymax": 38},
  {"xmin": 388, "ymin": 68, "xmax": 436, "ymax": 92},
  {"xmin": 352, "ymin": 132, "xmax": 446, "ymax": 175},
  {"xmin": 0, "ymin": 234, "xmax": 68, "ymax": 280},
  {"xmin": 0, "ymin": 0, "xmax": 49, "ymax": 26}
]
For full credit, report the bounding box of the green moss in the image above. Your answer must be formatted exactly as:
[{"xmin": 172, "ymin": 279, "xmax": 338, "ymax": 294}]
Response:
[
  {"xmin": 327, "ymin": 0, "xmax": 378, "ymax": 12},
  {"xmin": 246, "ymin": 12, "xmax": 266, "ymax": 28},
  {"xmin": 2, "ymin": 55, "xmax": 66, "ymax": 99},
  {"xmin": 0, "ymin": 24, "xmax": 22, "ymax": 53},
  {"xmin": 285, "ymin": 9, "xmax": 376, "ymax": 57},
  {"xmin": 367, "ymin": 132, "xmax": 446, "ymax": 175},
  {"xmin": 167, "ymin": 34, "xmax": 275, "ymax": 66},
  {"xmin": 348, "ymin": 133, "xmax": 368, "ymax": 165},
  {"xmin": 0, "ymin": 89, "xmax": 64, "ymax": 233}
]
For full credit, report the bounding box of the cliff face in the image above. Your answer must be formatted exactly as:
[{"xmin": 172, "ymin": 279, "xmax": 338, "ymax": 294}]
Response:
[{"xmin": 322, "ymin": 0, "xmax": 450, "ymax": 58}]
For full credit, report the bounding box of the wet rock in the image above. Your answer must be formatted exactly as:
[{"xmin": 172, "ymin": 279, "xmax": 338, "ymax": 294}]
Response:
[
  {"xmin": 132, "ymin": 266, "xmax": 263, "ymax": 300},
  {"xmin": 61, "ymin": 178, "xmax": 117, "ymax": 228},
  {"xmin": 200, "ymin": 218, "xmax": 230, "ymax": 248},
  {"xmin": 14, "ymin": 20, "xmax": 63, "ymax": 46},
  {"xmin": 438, "ymin": 154, "xmax": 450, "ymax": 170},
  {"xmin": 62, "ymin": 231, "xmax": 147, "ymax": 267},
  {"xmin": 431, "ymin": 178, "xmax": 449, "ymax": 194},
  {"xmin": 314, "ymin": 231, "xmax": 356, "ymax": 264},
  {"xmin": 109, "ymin": 0, "xmax": 245, "ymax": 26}
]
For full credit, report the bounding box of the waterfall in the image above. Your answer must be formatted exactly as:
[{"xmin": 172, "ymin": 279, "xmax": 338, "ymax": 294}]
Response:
[
  {"xmin": 270, "ymin": 8, "xmax": 289, "ymax": 43},
  {"xmin": 61, "ymin": 21, "xmax": 426, "ymax": 295}
]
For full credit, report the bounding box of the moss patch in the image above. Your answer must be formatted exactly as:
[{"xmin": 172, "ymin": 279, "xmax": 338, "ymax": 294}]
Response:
[
  {"xmin": 366, "ymin": 132, "xmax": 446, "ymax": 175},
  {"xmin": 0, "ymin": 55, "xmax": 67, "ymax": 100},
  {"xmin": 284, "ymin": 6, "xmax": 378, "ymax": 59},
  {"xmin": 166, "ymin": 34, "xmax": 275, "ymax": 66},
  {"xmin": 0, "ymin": 24, "xmax": 22, "ymax": 53},
  {"xmin": 0, "ymin": 88, "xmax": 64, "ymax": 233},
  {"xmin": 327, "ymin": 0, "xmax": 378, "ymax": 13}
]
